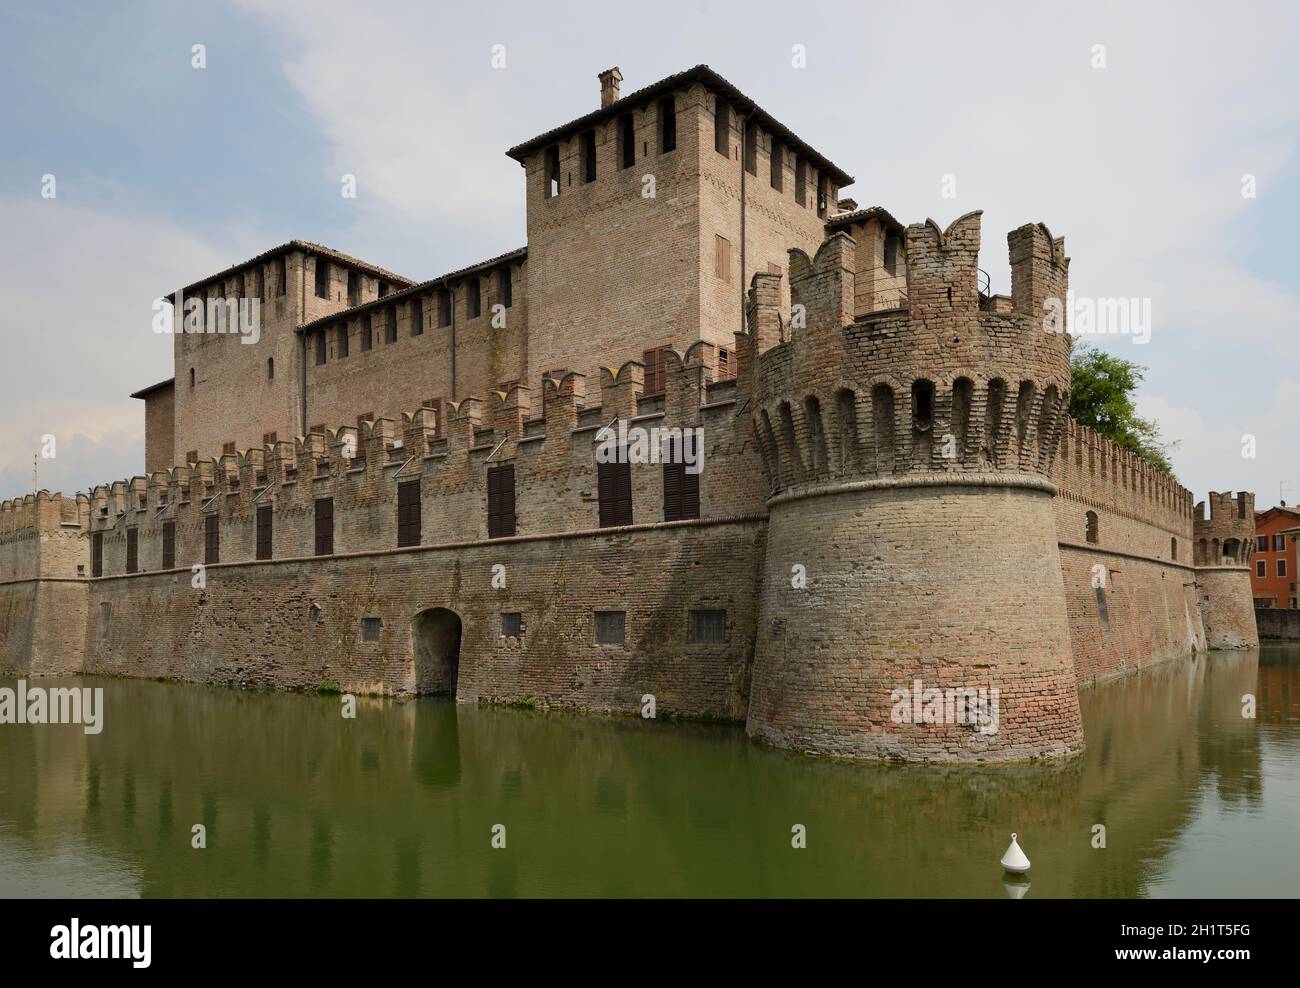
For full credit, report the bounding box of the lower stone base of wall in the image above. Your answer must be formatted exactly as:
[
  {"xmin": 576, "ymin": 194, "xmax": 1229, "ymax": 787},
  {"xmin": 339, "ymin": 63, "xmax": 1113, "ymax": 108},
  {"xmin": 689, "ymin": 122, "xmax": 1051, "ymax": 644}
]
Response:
[
  {"xmin": 0, "ymin": 580, "xmax": 87, "ymax": 677},
  {"xmin": 1197, "ymin": 567, "xmax": 1259, "ymax": 649},
  {"xmin": 1059, "ymin": 546, "xmax": 1204, "ymax": 686},
  {"xmin": 75, "ymin": 519, "xmax": 765, "ymax": 721},
  {"xmin": 746, "ymin": 478, "xmax": 1085, "ymax": 763},
  {"xmin": 1256, "ymin": 607, "xmax": 1300, "ymax": 640}
]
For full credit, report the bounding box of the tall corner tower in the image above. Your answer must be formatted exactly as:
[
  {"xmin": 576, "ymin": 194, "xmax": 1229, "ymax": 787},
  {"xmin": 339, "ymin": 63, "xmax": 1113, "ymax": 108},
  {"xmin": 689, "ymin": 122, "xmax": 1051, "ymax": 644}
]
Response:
[
  {"xmin": 1194, "ymin": 491, "xmax": 1260, "ymax": 648},
  {"xmin": 742, "ymin": 213, "xmax": 1085, "ymax": 761}
]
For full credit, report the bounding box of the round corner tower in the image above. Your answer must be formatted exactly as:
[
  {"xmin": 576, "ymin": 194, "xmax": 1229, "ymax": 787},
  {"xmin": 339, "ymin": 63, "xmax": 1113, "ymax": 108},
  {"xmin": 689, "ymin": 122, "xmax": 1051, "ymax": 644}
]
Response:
[
  {"xmin": 741, "ymin": 212, "xmax": 1085, "ymax": 761},
  {"xmin": 1193, "ymin": 492, "xmax": 1260, "ymax": 648}
]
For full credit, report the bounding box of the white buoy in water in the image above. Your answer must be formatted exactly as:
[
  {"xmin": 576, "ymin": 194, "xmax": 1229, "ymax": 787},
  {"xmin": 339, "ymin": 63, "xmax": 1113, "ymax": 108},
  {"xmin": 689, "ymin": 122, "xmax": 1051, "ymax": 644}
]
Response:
[{"xmin": 1000, "ymin": 833, "xmax": 1031, "ymax": 874}]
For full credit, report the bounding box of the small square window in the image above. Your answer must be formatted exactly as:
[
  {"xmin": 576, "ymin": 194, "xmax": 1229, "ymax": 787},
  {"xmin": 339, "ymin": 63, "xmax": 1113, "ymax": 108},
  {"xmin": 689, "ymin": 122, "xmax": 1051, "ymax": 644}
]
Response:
[
  {"xmin": 595, "ymin": 610, "xmax": 626, "ymax": 645},
  {"xmin": 688, "ymin": 608, "xmax": 726, "ymax": 643},
  {"xmin": 501, "ymin": 612, "xmax": 523, "ymax": 639},
  {"xmin": 361, "ymin": 617, "xmax": 382, "ymax": 642}
]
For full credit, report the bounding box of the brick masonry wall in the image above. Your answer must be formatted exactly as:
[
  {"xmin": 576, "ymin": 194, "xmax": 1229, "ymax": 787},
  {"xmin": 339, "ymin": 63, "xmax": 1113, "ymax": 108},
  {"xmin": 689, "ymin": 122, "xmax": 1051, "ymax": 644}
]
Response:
[
  {"xmin": 79, "ymin": 517, "xmax": 764, "ymax": 719},
  {"xmin": 303, "ymin": 261, "xmax": 527, "ymax": 432},
  {"xmin": 698, "ymin": 90, "xmax": 832, "ymax": 350},
  {"xmin": 747, "ymin": 482, "xmax": 1084, "ymax": 761},
  {"xmin": 1256, "ymin": 607, "xmax": 1300, "ymax": 639},
  {"xmin": 142, "ymin": 383, "xmax": 174, "ymax": 474},
  {"xmin": 1197, "ymin": 567, "xmax": 1259, "ymax": 648}
]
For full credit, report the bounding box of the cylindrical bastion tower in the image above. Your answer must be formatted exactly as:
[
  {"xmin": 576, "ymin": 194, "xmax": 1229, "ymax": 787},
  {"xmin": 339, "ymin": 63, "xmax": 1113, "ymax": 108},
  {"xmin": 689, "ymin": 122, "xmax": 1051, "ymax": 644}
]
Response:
[
  {"xmin": 1193, "ymin": 492, "xmax": 1260, "ymax": 648},
  {"xmin": 742, "ymin": 212, "xmax": 1085, "ymax": 761}
]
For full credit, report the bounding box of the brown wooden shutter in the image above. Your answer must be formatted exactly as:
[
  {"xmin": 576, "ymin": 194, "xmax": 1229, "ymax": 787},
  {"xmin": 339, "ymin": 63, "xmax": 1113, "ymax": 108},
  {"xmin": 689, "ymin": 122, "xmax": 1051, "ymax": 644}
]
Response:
[
  {"xmin": 598, "ymin": 459, "xmax": 633, "ymax": 527},
  {"xmin": 162, "ymin": 521, "xmax": 175, "ymax": 570},
  {"xmin": 663, "ymin": 438, "xmax": 701, "ymax": 521},
  {"xmin": 126, "ymin": 528, "xmax": 138, "ymax": 574},
  {"xmin": 642, "ymin": 348, "xmax": 670, "ymax": 396},
  {"xmin": 397, "ymin": 480, "xmax": 421, "ymax": 547},
  {"xmin": 488, "ymin": 464, "xmax": 516, "ymax": 538},
  {"xmin": 256, "ymin": 505, "xmax": 273, "ymax": 560},
  {"xmin": 91, "ymin": 532, "xmax": 103, "ymax": 577},
  {"xmin": 204, "ymin": 514, "xmax": 220, "ymax": 564},
  {"xmin": 314, "ymin": 498, "xmax": 334, "ymax": 555}
]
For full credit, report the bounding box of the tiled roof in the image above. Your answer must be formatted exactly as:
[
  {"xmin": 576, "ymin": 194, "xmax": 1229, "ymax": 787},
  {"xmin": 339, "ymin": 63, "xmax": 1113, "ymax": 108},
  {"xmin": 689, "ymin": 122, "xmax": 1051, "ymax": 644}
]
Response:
[
  {"xmin": 296, "ymin": 246, "xmax": 528, "ymax": 334},
  {"xmin": 505, "ymin": 64, "xmax": 854, "ymax": 188},
  {"xmin": 163, "ymin": 240, "xmax": 416, "ymax": 301},
  {"xmin": 826, "ymin": 205, "xmax": 905, "ymax": 232},
  {"xmin": 129, "ymin": 378, "xmax": 174, "ymax": 400}
]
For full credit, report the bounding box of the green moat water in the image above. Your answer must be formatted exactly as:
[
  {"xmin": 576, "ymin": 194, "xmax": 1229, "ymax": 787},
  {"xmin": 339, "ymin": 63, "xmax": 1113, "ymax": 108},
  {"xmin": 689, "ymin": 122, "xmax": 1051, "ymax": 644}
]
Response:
[{"xmin": 2, "ymin": 645, "xmax": 1298, "ymax": 898}]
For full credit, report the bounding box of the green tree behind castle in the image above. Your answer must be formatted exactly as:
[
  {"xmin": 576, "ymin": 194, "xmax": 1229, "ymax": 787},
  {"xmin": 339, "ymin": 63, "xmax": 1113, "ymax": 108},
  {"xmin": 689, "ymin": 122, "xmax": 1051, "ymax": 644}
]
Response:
[{"xmin": 1069, "ymin": 344, "xmax": 1177, "ymax": 474}]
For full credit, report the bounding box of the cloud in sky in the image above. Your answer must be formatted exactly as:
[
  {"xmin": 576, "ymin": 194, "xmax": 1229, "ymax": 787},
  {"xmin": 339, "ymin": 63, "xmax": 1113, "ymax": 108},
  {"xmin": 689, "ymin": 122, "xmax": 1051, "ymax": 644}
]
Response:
[{"xmin": 1, "ymin": 0, "xmax": 1297, "ymax": 504}]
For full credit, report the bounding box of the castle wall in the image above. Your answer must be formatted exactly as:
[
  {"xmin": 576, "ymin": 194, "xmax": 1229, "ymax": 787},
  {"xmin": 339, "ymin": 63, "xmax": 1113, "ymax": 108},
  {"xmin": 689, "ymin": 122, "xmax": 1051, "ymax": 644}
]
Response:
[
  {"xmin": 1256, "ymin": 607, "xmax": 1300, "ymax": 639},
  {"xmin": 302, "ymin": 259, "xmax": 527, "ymax": 434},
  {"xmin": 1049, "ymin": 418, "xmax": 1205, "ymax": 683},
  {"xmin": 748, "ymin": 480, "xmax": 1084, "ymax": 761},
  {"xmin": 1193, "ymin": 491, "xmax": 1259, "ymax": 648},
  {"xmin": 171, "ymin": 249, "xmax": 413, "ymax": 463},
  {"xmin": 522, "ymin": 89, "xmax": 703, "ymax": 386},
  {"xmin": 79, "ymin": 517, "xmax": 763, "ymax": 717},
  {"xmin": 142, "ymin": 382, "xmax": 174, "ymax": 473},
  {"xmin": 698, "ymin": 90, "xmax": 834, "ymax": 350}
]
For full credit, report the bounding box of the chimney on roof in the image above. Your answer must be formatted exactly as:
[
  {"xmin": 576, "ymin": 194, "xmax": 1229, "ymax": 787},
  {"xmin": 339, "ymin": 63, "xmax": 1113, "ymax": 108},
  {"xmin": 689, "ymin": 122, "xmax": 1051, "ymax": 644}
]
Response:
[{"xmin": 599, "ymin": 67, "xmax": 623, "ymax": 108}]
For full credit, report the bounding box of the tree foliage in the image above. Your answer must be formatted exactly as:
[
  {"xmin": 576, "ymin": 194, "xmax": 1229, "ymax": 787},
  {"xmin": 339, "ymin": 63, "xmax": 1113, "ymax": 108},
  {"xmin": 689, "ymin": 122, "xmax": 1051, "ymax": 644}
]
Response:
[{"xmin": 1068, "ymin": 344, "xmax": 1177, "ymax": 474}]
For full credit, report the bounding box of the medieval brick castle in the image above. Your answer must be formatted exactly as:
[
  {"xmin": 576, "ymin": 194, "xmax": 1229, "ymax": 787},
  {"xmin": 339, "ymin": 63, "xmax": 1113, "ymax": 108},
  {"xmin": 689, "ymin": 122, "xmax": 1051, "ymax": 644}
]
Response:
[{"xmin": 0, "ymin": 65, "xmax": 1260, "ymax": 761}]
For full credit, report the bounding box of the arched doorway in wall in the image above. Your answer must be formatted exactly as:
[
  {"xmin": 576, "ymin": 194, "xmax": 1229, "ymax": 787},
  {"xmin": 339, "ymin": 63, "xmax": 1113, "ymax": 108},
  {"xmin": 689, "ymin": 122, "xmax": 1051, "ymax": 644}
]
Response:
[{"xmin": 411, "ymin": 608, "xmax": 462, "ymax": 696}]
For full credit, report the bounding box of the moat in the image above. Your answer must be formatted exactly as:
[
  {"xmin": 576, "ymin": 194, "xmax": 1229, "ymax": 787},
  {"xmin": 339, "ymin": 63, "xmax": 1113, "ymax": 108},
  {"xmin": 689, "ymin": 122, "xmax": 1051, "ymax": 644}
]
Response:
[{"xmin": 2, "ymin": 644, "xmax": 1298, "ymax": 898}]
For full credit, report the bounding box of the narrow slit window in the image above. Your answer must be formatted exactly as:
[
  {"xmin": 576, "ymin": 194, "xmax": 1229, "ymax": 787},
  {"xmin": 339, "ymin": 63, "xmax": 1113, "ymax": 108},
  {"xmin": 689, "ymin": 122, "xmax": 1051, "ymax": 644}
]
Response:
[
  {"xmin": 619, "ymin": 114, "xmax": 635, "ymax": 169},
  {"xmin": 411, "ymin": 296, "xmax": 424, "ymax": 337},
  {"xmin": 714, "ymin": 96, "xmax": 728, "ymax": 156},
  {"xmin": 545, "ymin": 146, "xmax": 561, "ymax": 198},
  {"xmin": 658, "ymin": 97, "xmax": 676, "ymax": 153},
  {"xmin": 498, "ymin": 268, "xmax": 512, "ymax": 309},
  {"xmin": 581, "ymin": 129, "xmax": 597, "ymax": 183},
  {"xmin": 314, "ymin": 259, "xmax": 329, "ymax": 299},
  {"xmin": 467, "ymin": 279, "xmax": 481, "ymax": 319}
]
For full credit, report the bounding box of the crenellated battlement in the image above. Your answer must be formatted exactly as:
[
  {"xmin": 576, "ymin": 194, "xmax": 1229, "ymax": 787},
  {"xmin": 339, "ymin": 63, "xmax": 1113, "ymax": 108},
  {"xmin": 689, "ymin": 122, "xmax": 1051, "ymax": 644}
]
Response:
[
  {"xmin": 1051, "ymin": 418, "xmax": 1195, "ymax": 532},
  {"xmin": 50, "ymin": 346, "xmax": 758, "ymax": 580},
  {"xmin": 746, "ymin": 212, "xmax": 1073, "ymax": 496},
  {"xmin": 1193, "ymin": 491, "xmax": 1256, "ymax": 565}
]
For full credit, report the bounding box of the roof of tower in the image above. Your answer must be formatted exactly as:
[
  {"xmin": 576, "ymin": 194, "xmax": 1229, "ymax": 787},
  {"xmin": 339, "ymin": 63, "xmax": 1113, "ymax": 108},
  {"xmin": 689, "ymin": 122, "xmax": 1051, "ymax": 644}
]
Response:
[
  {"xmin": 129, "ymin": 378, "xmax": 174, "ymax": 400},
  {"xmin": 504, "ymin": 64, "xmax": 854, "ymax": 187},
  {"xmin": 825, "ymin": 205, "xmax": 906, "ymax": 232},
  {"xmin": 162, "ymin": 240, "xmax": 416, "ymax": 301},
  {"xmin": 295, "ymin": 246, "xmax": 528, "ymax": 334}
]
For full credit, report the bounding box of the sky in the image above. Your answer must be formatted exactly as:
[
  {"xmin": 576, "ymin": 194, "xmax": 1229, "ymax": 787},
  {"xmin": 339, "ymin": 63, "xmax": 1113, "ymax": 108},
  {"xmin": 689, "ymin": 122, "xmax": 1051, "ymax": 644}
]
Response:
[{"xmin": 1, "ymin": 0, "xmax": 1297, "ymax": 507}]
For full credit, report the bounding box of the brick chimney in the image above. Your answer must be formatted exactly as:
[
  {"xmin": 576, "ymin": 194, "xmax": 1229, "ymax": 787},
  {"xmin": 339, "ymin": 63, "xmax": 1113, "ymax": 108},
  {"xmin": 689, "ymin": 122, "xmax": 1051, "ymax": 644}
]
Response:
[{"xmin": 599, "ymin": 67, "xmax": 623, "ymax": 108}]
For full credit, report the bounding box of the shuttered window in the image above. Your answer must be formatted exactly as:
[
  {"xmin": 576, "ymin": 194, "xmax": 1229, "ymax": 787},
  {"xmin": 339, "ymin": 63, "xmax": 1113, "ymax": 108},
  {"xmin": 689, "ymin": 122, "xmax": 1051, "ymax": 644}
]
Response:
[
  {"xmin": 663, "ymin": 437, "xmax": 700, "ymax": 521},
  {"xmin": 397, "ymin": 480, "xmax": 421, "ymax": 547},
  {"xmin": 314, "ymin": 497, "xmax": 334, "ymax": 556},
  {"xmin": 487, "ymin": 464, "xmax": 516, "ymax": 538},
  {"xmin": 162, "ymin": 521, "xmax": 175, "ymax": 570},
  {"xmin": 598, "ymin": 459, "xmax": 633, "ymax": 528},
  {"xmin": 714, "ymin": 234, "xmax": 731, "ymax": 282},
  {"xmin": 204, "ymin": 514, "xmax": 220, "ymax": 564},
  {"xmin": 642, "ymin": 347, "xmax": 670, "ymax": 396},
  {"xmin": 126, "ymin": 528, "xmax": 138, "ymax": 574},
  {"xmin": 91, "ymin": 532, "xmax": 103, "ymax": 577},
  {"xmin": 256, "ymin": 505, "xmax": 273, "ymax": 560}
]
